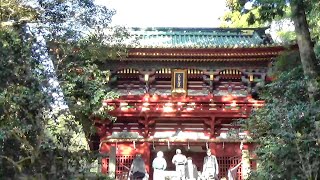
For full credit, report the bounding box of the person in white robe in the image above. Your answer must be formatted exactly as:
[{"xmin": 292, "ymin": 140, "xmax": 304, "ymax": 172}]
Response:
[
  {"xmin": 152, "ymin": 151, "xmax": 167, "ymax": 180},
  {"xmin": 172, "ymin": 149, "xmax": 187, "ymax": 180}
]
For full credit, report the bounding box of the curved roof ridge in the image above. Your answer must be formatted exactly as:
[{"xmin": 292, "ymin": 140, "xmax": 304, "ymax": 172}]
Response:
[
  {"xmin": 126, "ymin": 26, "xmax": 279, "ymax": 48},
  {"xmin": 130, "ymin": 27, "xmax": 270, "ymax": 32}
]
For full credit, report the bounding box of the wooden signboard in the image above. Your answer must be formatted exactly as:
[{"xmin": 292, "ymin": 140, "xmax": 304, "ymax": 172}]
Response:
[{"xmin": 172, "ymin": 69, "xmax": 187, "ymax": 97}]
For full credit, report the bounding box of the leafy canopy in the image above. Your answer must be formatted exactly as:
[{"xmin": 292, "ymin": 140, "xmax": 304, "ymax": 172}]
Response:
[
  {"xmin": 0, "ymin": 0, "xmax": 128, "ymax": 179},
  {"xmin": 246, "ymin": 53, "xmax": 320, "ymax": 180}
]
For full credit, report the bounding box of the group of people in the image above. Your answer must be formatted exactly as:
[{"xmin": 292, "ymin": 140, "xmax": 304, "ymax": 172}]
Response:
[
  {"xmin": 166, "ymin": 149, "xmax": 219, "ymax": 180},
  {"xmin": 129, "ymin": 149, "xmax": 219, "ymax": 180}
]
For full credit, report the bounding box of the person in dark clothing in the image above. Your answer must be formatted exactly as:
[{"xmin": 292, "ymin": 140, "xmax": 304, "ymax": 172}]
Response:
[
  {"xmin": 203, "ymin": 149, "xmax": 219, "ymax": 180},
  {"xmin": 129, "ymin": 154, "xmax": 147, "ymax": 180}
]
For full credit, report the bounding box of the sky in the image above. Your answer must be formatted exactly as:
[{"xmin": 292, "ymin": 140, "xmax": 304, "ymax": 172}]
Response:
[{"xmin": 95, "ymin": 0, "xmax": 228, "ymax": 27}]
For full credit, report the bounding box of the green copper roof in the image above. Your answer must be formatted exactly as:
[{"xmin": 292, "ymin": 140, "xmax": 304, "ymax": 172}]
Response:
[{"xmin": 130, "ymin": 27, "xmax": 276, "ymax": 48}]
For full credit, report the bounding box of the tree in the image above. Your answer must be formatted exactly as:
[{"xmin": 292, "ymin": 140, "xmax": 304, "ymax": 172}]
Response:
[
  {"xmin": 290, "ymin": 1, "xmax": 319, "ymax": 103},
  {"xmin": 220, "ymin": 2, "xmax": 266, "ymax": 28},
  {"xmin": 245, "ymin": 54, "xmax": 320, "ymax": 179},
  {"xmin": 31, "ymin": 0, "xmax": 133, "ymax": 143},
  {"xmin": 224, "ymin": 1, "xmax": 320, "ymax": 178},
  {"xmin": 0, "ymin": 25, "xmax": 47, "ymax": 179},
  {"xmin": 225, "ymin": 0, "xmax": 320, "ymax": 103},
  {"xmin": 48, "ymin": 26, "xmax": 130, "ymax": 143},
  {"xmin": 0, "ymin": 0, "xmax": 38, "ymax": 26},
  {"xmin": 0, "ymin": 0, "xmax": 128, "ymax": 178},
  {"xmin": 0, "ymin": 1, "xmax": 53, "ymax": 178}
]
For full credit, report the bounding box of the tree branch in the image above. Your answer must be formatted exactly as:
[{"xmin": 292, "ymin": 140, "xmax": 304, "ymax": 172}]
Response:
[
  {"xmin": 0, "ymin": 155, "xmax": 22, "ymax": 172},
  {"xmin": 11, "ymin": 128, "xmax": 35, "ymax": 152}
]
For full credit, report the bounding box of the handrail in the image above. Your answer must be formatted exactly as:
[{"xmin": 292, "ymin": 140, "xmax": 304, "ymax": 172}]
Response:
[
  {"xmin": 228, "ymin": 161, "xmax": 242, "ymax": 180},
  {"xmin": 229, "ymin": 156, "xmax": 241, "ymax": 160},
  {"xmin": 118, "ymin": 163, "xmax": 130, "ymax": 180},
  {"xmin": 120, "ymin": 163, "xmax": 130, "ymax": 171}
]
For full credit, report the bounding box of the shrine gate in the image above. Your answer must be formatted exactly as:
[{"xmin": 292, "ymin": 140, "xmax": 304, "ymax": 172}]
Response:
[{"xmin": 91, "ymin": 27, "xmax": 295, "ymax": 179}]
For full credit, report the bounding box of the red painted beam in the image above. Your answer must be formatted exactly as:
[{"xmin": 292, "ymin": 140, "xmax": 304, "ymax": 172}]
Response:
[
  {"xmin": 107, "ymin": 111, "xmax": 249, "ymax": 118},
  {"xmin": 103, "ymin": 95, "xmax": 264, "ymax": 103}
]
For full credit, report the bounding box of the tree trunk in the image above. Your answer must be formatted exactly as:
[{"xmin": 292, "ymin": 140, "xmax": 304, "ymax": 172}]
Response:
[{"xmin": 290, "ymin": 1, "xmax": 320, "ymax": 103}]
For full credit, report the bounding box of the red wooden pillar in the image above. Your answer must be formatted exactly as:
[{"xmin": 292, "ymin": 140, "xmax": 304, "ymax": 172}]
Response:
[
  {"xmin": 210, "ymin": 116, "xmax": 216, "ymax": 139},
  {"xmin": 208, "ymin": 116, "xmax": 217, "ymax": 156},
  {"xmin": 143, "ymin": 115, "xmax": 150, "ymax": 138},
  {"xmin": 100, "ymin": 142, "xmax": 112, "ymax": 175}
]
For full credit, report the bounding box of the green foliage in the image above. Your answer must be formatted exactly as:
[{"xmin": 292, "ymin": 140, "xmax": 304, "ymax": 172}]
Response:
[
  {"xmin": 305, "ymin": 0, "xmax": 320, "ymax": 42},
  {"xmin": 224, "ymin": 1, "xmax": 320, "ymax": 178},
  {"xmin": 227, "ymin": 0, "xmax": 320, "ymax": 101},
  {"xmin": 222, "ymin": 0, "xmax": 290, "ymax": 28},
  {"xmin": 222, "ymin": 0, "xmax": 320, "ymax": 44},
  {"xmin": 49, "ymin": 26, "xmax": 131, "ymax": 139},
  {"xmin": 276, "ymin": 30, "xmax": 296, "ymax": 42},
  {"xmin": 220, "ymin": 8, "xmax": 262, "ymax": 28},
  {"xmin": 271, "ymin": 50, "xmax": 301, "ymax": 75},
  {"xmin": 225, "ymin": 0, "xmax": 288, "ymax": 23},
  {"xmin": 245, "ymin": 53, "xmax": 320, "ymax": 179},
  {"xmin": 0, "ymin": 0, "xmax": 39, "ymax": 22},
  {"xmin": 0, "ymin": 25, "xmax": 64, "ymax": 179},
  {"xmin": 315, "ymin": 44, "xmax": 320, "ymax": 59},
  {"xmin": 0, "ymin": 0, "xmax": 129, "ymax": 179}
]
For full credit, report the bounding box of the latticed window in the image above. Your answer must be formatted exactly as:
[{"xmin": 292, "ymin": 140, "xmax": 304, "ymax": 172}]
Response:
[
  {"xmin": 217, "ymin": 156, "xmax": 242, "ymax": 180},
  {"xmin": 116, "ymin": 155, "xmax": 135, "ymax": 178}
]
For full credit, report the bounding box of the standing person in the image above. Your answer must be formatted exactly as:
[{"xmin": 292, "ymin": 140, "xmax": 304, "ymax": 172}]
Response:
[
  {"xmin": 202, "ymin": 149, "xmax": 219, "ymax": 180},
  {"xmin": 184, "ymin": 157, "xmax": 198, "ymax": 180},
  {"xmin": 129, "ymin": 154, "xmax": 147, "ymax": 180},
  {"xmin": 172, "ymin": 149, "xmax": 187, "ymax": 180},
  {"xmin": 152, "ymin": 151, "xmax": 167, "ymax": 180}
]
